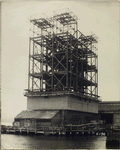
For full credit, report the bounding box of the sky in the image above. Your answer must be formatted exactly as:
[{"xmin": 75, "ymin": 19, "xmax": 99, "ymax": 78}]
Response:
[{"xmin": 1, "ymin": 1, "xmax": 120, "ymax": 125}]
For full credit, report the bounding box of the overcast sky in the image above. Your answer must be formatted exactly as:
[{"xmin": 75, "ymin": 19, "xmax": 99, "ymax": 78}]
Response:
[{"xmin": 1, "ymin": 1, "xmax": 120, "ymax": 125}]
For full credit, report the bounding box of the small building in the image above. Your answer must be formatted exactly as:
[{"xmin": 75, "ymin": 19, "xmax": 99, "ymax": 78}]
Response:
[
  {"xmin": 14, "ymin": 110, "xmax": 63, "ymax": 128},
  {"xmin": 99, "ymin": 101, "xmax": 120, "ymax": 127}
]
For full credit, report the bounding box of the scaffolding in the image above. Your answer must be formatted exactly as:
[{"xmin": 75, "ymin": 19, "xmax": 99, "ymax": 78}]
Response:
[{"xmin": 25, "ymin": 8, "xmax": 99, "ymax": 101}]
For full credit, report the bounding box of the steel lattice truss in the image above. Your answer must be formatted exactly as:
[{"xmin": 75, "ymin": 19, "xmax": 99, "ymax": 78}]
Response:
[{"xmin": 25, "ymin": 8, "xmax": 99, "ymax": 101}]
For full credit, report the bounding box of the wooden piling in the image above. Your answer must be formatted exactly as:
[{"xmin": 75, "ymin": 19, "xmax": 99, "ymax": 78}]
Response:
[{"xmin": 106, "ymin": 128, "xmax": 120, "ymax": 147}]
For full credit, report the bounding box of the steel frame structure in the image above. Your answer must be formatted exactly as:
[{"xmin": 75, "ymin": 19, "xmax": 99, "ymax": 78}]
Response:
[{"xmin": 25, "ymin": 8, "xmax": 99, "ymax": 101}]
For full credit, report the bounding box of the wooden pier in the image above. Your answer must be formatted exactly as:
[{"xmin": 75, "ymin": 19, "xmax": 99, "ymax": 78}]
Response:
[
  {"xmin": 65, "ymin": 122, "xmax": 106, "ymax": 136},
  {"xmin": 2, "ymin": 122, "xmax": 106, "ymax": 136},
  {"xmin": 5, "ymin": 126, "xmax": 65, "ymax": 135}
]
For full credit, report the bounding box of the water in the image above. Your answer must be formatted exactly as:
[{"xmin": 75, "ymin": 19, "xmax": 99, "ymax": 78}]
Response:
[{"xmin": 1, "ymin": 134, "xmax": 107, "ymax": 149}]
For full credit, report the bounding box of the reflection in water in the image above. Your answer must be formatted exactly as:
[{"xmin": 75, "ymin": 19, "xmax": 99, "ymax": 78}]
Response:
[
  {"xmin": 106, "ymin": 141, "xmax": 120, "ymax": 149},
  {"xmin": 2, "ymin": 134, "xmax": 107, "ymax": 149}
]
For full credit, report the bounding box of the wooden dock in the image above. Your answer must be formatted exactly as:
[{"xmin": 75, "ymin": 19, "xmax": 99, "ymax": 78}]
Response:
[
  {"xmin": 5, "ymin": 126, "xmax": 65, "ymax": 135},
  {"xmin": 2, "ymin": 122, "xmax": 106, "ymax": 136},
  {"xmin": 65, "ymin": 122, "xmax": 106, "ymax": 135}
]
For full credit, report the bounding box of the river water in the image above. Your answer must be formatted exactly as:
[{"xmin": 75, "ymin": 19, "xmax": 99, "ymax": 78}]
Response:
[{"xmin": 1, "ymin": 134, "xmax": 108, "ymax": 149}]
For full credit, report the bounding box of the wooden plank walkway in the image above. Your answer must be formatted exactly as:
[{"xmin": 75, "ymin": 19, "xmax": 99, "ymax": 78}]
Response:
[{"xmin": 2, "ymin": 122, "xmax": 106, "ymax": 136}]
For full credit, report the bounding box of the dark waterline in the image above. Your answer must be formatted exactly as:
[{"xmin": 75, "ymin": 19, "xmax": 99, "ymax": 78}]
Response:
[{"xmin": 1, "ymin": 134, "xmax": 107, "ymax": 149}]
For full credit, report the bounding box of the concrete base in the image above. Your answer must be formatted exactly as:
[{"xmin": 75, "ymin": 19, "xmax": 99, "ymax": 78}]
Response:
[{"xmin": 27, "ymin": 95, "xmax": 98, "ymax": 113}]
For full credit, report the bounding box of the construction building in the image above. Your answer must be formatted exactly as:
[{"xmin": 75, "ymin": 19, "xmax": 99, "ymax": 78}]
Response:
[
  {"xmin": 14, "ymin": 9, "xmax": 100, "ymax": 129},
  {"xmin": 99, "ymin": 101, "xmax": 120, "ymax": 127}
]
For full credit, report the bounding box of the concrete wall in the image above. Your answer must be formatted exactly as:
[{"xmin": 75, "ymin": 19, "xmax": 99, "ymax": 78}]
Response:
[
  {"xmin": 27, "ymin": 95, "xmax": 68, "ymax": 110},
  {"xmin": 113, "ymin": 112, "xmax": 120, "ymax": 127},
  {"xmin": 27, "ymin": 95, "xmax": 98, "ymax": 113},
  {"xmin": 68, "ymin": 96, "xmax": 98, "ymax": 113},
  {"xmin": 99, "ymin": 102, "xmax": 120, "ymax": 112}
]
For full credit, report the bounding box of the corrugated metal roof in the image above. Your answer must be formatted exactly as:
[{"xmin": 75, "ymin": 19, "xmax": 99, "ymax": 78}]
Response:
[{"xmin": 15, "ymin": 110, "xmax": 58, "ymax": 119}]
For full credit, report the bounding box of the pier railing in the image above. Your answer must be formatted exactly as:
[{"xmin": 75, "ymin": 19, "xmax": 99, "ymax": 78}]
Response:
[{"xmin": 2, "ymin": 121, "xmax": 105, "ymax": 135}]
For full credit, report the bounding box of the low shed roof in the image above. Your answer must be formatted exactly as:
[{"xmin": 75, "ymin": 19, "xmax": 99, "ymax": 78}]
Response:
[{"xmin": 15, "ymin": 110, "xmax": 58, "ymax": 120}]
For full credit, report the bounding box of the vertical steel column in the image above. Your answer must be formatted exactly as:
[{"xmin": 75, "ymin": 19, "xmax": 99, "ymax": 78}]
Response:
[
  {"xmin": 32, "ymin": 40, "xmax": 34, "ymax": 91},
  {"xmin": 31, "ymin": 23, "xmax": 34, "ymax": 91},
  {"xmin": 70, "ymin": 33, "xmax": 72, "ymax": 89},
  {"xmin": 46, "ymin": 39, "xmax": 48, "ymax": 73},
  {"xmin": 28, "ymin": 38, "xmax": 31, "ymax": 90},
  {"xmin": 91, "ymin": 40, "xmax": 93, "ymax": 96},
  {"xmin": 95, "ymin": 54, "xmax": 97, "ymax": 97},
  {"xmin": 86, "ymin": 41, "xmax": 88, "ymax": 95},
  {"xmin": 81, "ymin": 46, "xmax": 84, "ymax": 93},
  {"xmin": 97, "ymin": 51, "xmax": 98, "ymax": 99},
  {"xmin": 94, "ymin": 42, "xmax": 96, "ymax": 97},
  {"xmin": 66, "ymin": 28, "xmax": 68, "ymax": 89},
  {"xmin": 76, "ymin": 22, "xmax": 78, "ymax": 91},
  {"xmin": 45, "ymin": 38, "xmax": 48, "ymax": 92},
  {"xmin": 40, "ymin": 28, "xmax": 43, "ymax": 90},
  {"xmin": 52, "ymin": 19, "xmax": 54, "ymax": 91}
]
